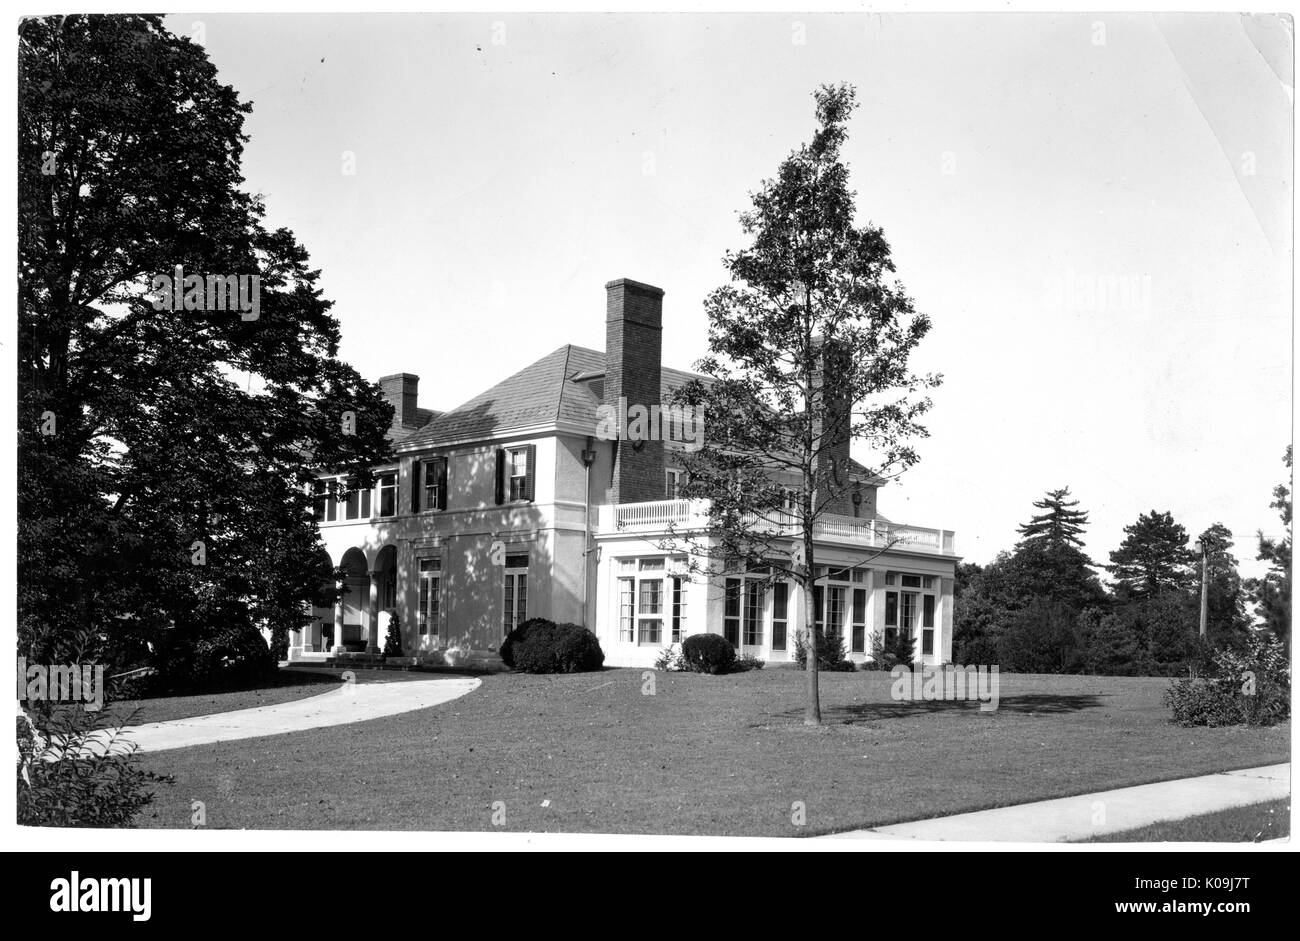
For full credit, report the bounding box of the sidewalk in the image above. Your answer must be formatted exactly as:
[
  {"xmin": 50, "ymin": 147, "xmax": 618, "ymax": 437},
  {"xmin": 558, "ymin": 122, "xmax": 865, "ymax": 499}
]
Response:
[
  {"xmin": 81, "ymin": 674, "xmax": 481, "ymax": 755},
  {"xmin": 821, "ymin": 764, "xmax": 1290, "ymax": 842}
]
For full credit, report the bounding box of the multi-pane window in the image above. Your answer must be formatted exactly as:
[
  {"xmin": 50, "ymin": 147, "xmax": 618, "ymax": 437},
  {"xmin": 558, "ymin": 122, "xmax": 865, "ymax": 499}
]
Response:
[
  {"xmin": 638, "ymin": 577, "xmax": 663, "ymax": 645},
  {"xmin": 377, "ymin": 473, "xmax": 397, "ymax": 518},
  {"xmin": 665, "ymin": 469, "xmax": 683, "ymax": 499},
  {"xmin": 313, "ymin": 480, "xmax": 332, "ymax": 522},
  {"xmin": 772, "ymin": 583, "xmax": 789, "ymax": 651},
  {"xmin": 724, "ymin": 578, "xmax": 742, "ymax": 647},
  {"xmin": 882, "ymin": 571, "xmax": 937, "ymax": 656},
  {"xmin": 671, "ymin": 577, "xmax": 687, "ymax": 642},
  {"xmin": 418, "ymin": 559, "xmax": 441, "ymax": 637},
  {"xmin": 503, "ymin": 553, "xmax": 528, "ymax": 637},
  {"xmin": 851, "ymin": 588, "xmax": 868, "ymax": 653},
  {"xmin": 618, "ymin": 576, "xmax": 636, "ymax": 643},
  {"xmin": 422, "ymin": 458, "xmax": 447, "ymax": 511},
  {"xmin": 825, "ymin": 586, "xmax": 846, "ymax": 640},
  {"xmin": 743, "ymin": 580, "xmax": 765, "ymax": 647},
  {"xmin": 509, "ymin": 448, "xmax": 529, "ymax": 501}
]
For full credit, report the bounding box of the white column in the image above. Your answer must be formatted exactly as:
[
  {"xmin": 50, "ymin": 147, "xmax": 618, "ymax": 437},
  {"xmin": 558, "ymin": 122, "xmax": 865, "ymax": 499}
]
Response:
[{"xmin": 332, "ymin": 579, "xmax": 346, "ymax": 654}]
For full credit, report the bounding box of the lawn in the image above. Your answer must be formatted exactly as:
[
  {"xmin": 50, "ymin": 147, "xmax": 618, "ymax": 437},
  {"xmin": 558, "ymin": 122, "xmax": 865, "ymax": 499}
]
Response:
[
  {"xmin": 1081, "ymin": 799, "xmax": 1290, "ymax": 843},
  {"xmin": 103, "ymin": 666, "xmax": 430, "ymax": 726},
  {"xmin": 132, "ymin": 669, "xmax": 1289, "ymax": 836}
]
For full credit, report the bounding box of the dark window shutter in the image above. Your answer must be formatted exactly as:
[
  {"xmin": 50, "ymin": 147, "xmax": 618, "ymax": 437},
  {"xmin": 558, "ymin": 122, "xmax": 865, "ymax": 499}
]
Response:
[
  {"xmin": 494, "ymin": 449, "xmax": 506, "ymax": 505},
  {"xmin": 523, "ymin": 444, "xmax": 537, "ymax": 501},
  {"xmin": 437, "ymin": 457, "xmax": 448, "ymax": 510},
  {"xmin": 411, "ymin": 459, "xmax": 421, "ymax": 513}
]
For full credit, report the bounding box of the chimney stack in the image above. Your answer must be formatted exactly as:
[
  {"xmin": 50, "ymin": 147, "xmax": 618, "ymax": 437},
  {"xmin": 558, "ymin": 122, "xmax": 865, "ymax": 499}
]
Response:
[
  {"xmin": 379, "ymin": 373, "xmax": 419, "ymax": 430},
  {"xmin": 604, "ymin": 278, "xmax": 664, "ymax": 504}
]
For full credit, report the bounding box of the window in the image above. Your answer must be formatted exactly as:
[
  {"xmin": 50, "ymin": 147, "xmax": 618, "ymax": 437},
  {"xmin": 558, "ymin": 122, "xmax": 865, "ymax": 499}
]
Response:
[
  {"xmin": 923, "ymin": 594, "xmax": 935, "ymax": 629},
  {"xmin": 419, "ymin": 457, "xmax": 448, "ymax": 512},
  {"xmin": 377, "ymin": 472, "xmax": 397, "ymax": 518},
  {"xmin": 885, "ymin": 571, "xmax": 897, "ymax": 586},
  {"xmin": 813, "ymin": 585, "xmax": 824, "ymax": 633},
  {"xmin": 851, "ymin": 588, "xmax": 867, "ymax": 653},
  {"xmin": 503, "ymin": 554, "xmax": 528, "ymax": 637},
  {"xmin": 671, "ymin": 577, "xmax": 687, "ymax": 642},
  {"xmin": 724, "ymin": 578, "xmax": 741, "ymax": 647},
  {"xmin": 509, "ymin": 448, "xmax": 529, "ymax": 501},
  {"xmin": 665, "ymin": 468, "xmax": 683, "ymax": 499},
  {"xmin": 743, "ymin": 580, "xmax": 765, "ymax": 647},
  {"xmin": 313, "ymin": 480, "xmax": 331, "ymax": 522},
  {"xmin": 637, "ymin": 578, "xmax": 663, "ymax": 645},
  {"xmin": 618, "ymin": 578, "xmax": 635, "ymax": 643},
  {"xmin": 826, "ymin": 586, "xmax": 846, "ymax": 640},
  {"xmin": 418, "ymin": 559, "xmax": 441, "ymax": 637},
  {"xmin": 901, "ymin": 574, "xmax": 923, "ymax": 589},
  {"xmin": 343, "ymin": 484, "xmax": 360, "ymax": 520},
  {"xmin": 922, "ymin": 576, "xmax": 936, "ymax": 590},
  {"xmin": 772, "ymin": 583, "xmax": 789, "ymax": 651},
  {"xmin": 497, "ymin": 445, "xmax": 536, "ymax": 504},
  {"xmin": 922, "ymin": 629, "xmax": 934, "ymax": 656},
  {"xmin": 900, "ymin": 592, "xmax": 918, "ymax": 635},
  {"xmin": 885, "ymin": 591, "xmax": 898, "ymax": 627}
]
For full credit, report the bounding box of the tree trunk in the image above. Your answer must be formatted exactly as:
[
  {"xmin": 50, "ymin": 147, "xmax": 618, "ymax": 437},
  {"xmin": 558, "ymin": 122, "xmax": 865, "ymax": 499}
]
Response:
[{"xmin": 803, "ymin": 538, "xmax": 821, "ymax": 725}]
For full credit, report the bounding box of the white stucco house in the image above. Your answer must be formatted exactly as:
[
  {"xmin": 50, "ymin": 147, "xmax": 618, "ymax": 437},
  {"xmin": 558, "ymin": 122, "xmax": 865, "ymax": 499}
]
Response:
[{"xmin": 290, "ymin": 277, "xmax": 958, "ymax": 669}]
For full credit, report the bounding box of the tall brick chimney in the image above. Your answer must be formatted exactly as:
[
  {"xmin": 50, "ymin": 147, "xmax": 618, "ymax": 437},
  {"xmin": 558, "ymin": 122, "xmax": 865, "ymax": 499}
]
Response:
[
  {"xmin": 379, "ymin": 373, "xmax": 419, "ymax": 430},
  {"xmin": 812, "ymin": 338, "xmax": 854, "ymax": 515},
  {"xmin": 604, "ymin": 278, "xmax": 664, "ymax": 505}
]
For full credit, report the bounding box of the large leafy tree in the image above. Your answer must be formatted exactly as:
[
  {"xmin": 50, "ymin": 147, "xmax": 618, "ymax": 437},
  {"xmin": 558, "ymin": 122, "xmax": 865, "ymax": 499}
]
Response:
[
  {"xmin": 671, "ymin": 83, "xmax": 940, "ymax": 725},
  {"xmin": 1106, "ymin": 510, "xmax": 1195, "ymax": 599},
  {"xmin": 18, "ymin": 15, "xmax": 391, "ymax": 666},
  {"xmin": 1246, "ymin": 447, "xmax": 1291, "ymax": 648}
]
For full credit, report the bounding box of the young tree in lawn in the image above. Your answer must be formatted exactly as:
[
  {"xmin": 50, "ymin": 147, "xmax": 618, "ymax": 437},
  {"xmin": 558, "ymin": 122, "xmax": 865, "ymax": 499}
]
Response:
[
  {"xmin": 1246, "ymin": 447, "xmax": 1292, "ymax": 650},
  {"xmin": 671, "ymin": 83, "xmax": 940, "ymax": 725},
  {"xmin": 1106, "ymin": 510, "xmax": 1196, "ymax": 599},
  {"xmin": 18, "ymin": 16, "xmax": 392, "ymax": 673}
]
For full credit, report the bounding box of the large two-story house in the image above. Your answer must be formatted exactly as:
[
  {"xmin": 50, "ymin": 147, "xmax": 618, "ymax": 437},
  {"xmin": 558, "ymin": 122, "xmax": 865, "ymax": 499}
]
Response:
[{"xmin": 289, "ymin": 278, "xmax": 959, "ymax": 669}]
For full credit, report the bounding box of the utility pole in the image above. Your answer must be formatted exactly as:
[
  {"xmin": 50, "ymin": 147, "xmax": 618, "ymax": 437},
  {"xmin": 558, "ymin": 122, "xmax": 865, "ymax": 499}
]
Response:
[{"xmin": 1192, "ymin": 540, "xmax": 1209, "ymax": 639}]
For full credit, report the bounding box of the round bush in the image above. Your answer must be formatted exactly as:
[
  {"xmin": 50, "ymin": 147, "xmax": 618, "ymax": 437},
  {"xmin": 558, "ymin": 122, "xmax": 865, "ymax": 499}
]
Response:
[
  {"xmin": 502, "ymin": 619, "xmax": 605, "ymax": 674},
  {"xmin": 681, "ymin": 633, "xmax": 736, "ymax": 675}
]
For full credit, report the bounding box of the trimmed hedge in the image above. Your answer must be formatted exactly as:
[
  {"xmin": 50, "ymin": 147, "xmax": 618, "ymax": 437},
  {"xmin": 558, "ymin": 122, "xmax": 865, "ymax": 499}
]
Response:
[
  {"xmin": 681, "ymin": 633, "xmax": 736, "ymax": 675},
  {"xmin": 501, "ymin": 618, "xmax": 605, "ymax": 674}
]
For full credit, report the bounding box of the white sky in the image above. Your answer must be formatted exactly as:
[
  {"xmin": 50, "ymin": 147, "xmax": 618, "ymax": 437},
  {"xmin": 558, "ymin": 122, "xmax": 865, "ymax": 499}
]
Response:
[{"xmin": 164, "ymin": 11, "xmax": 1292, "ymax": 580}]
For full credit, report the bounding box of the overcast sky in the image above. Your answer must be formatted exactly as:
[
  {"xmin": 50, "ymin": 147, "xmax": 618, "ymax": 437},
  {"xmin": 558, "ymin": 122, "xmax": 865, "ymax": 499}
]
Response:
[{"xmin": 165, "ymin": 11, "xmax": 1292, "ymax": 579}]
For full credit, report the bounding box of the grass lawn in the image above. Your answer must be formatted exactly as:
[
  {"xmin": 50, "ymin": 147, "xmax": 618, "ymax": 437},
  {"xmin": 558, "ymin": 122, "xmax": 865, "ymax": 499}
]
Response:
[
  {"xmin": 1080, "ymin": 799, "xmax": 1291, "ymax": 843},
  {"xmin": 104, "ymin": 667, "xmax": 430, "ymax": 726},
  {"xmin": 132, "ymin": 669, "xmax": 1289, "ymax": 836}
]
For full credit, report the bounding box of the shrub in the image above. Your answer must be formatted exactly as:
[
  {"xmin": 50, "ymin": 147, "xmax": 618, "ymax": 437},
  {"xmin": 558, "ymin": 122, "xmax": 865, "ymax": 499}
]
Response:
[
  {"xmin": 793, "ymin": 628, "xmax": 850, "ymax": 670},
  {"xmin": 1165, "ymin": 631, "xmax": 1290, "ymax": 727},
  {"xmin": 381, "ymin": 609, "xmax": 403, "ymax": 658},
  {"xmin": 501, "ymin": 619, "xmax": 605, "ymax": 674},
  {"xmin": 17, "ymin": 705, "xmax": 174, "ymax": 827},
  {"xmin": 681, "ymin": 633, "xmax": 736, "ymax": 675},
  {"xmin": 732, "ymin": 652, "xmax": 765, "ymax": 672},
  {"xmin": 150, "ymin": 622, "xmax": 277, "ymax": 695},
  {"xmin": 654, "ymin": 643, "xmax": 685, "ymax": 672}
]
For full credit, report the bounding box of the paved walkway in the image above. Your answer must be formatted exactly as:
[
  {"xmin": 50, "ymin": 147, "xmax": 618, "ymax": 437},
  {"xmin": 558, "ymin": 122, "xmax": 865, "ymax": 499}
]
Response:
[
  {"xmin": 821, "ymin": 764, "xmax": 1290, "ymax": 842},
  {"xmin": 79, "ymin": 674, "xmax": 481, "ymax": 755}
]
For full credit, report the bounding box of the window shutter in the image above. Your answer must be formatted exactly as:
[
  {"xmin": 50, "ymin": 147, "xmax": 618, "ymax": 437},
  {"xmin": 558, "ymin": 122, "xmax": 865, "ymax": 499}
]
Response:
[
  {"xmin": 494, "ymin": 449, "xmax": 506, "ymax": 505},
  {"xmin": 411, "ymin": 459, "xmax": 421, "ymax": 513},
  {"xmin": 437, "ymin": 457, "xmax": 448, "ymax": 510},
  {"xmin": 523, "ymin": 444, "xmax": 537, "ymax": 501}
]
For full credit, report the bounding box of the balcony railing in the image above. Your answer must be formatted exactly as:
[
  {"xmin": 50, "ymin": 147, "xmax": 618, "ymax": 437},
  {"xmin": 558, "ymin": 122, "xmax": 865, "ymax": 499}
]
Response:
[{"xmin": 597, "ymin": 499, "xmax": 956, "ymax": 555}]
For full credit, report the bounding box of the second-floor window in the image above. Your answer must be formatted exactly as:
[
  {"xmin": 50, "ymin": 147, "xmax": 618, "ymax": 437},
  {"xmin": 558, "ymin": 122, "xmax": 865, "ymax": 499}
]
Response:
[
  {"xmin": 414, "ymin": 456, "xmax": 448, "ymax": 512},
  {"xmin": 665, "ymin": 468, "xmax": 683, "ymax": 499},
  {"xmin": 377, "ymin": 473, "xmax": 397, "ymax": 518},
  {"xmin": 495, "ymin": 444, "xmax": 536, "ymax": 504}
]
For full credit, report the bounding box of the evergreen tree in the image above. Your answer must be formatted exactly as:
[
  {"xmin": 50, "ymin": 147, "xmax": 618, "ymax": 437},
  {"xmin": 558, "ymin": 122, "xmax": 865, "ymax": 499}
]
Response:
[
  {"xmin": 1017, "ymin": 486, "xmax": 1089, "ymax": 549},
  {"xmin": 1106, "ymin": 510, "xmax": 1196, "ymax": 598},
  {"xmin": 1085, "ymin": 611, "xmax": 1142, "ymax": 676},
  {"xmin": 1246, "ymin": 447, "xmax": 1291, "ymax": 649}
]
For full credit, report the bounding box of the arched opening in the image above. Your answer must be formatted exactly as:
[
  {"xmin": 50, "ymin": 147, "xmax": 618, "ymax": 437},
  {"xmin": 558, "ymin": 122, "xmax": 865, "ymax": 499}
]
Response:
[{"xmin": 337, "ymin": 547, "xmax": 369, "ymax": 652}]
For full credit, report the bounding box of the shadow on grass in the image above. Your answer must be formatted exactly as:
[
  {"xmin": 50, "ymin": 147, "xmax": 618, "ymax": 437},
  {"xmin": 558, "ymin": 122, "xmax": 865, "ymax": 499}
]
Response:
[{"xmin": 769, "ymin": 692, "xmax": 1107, "ymax": 725}]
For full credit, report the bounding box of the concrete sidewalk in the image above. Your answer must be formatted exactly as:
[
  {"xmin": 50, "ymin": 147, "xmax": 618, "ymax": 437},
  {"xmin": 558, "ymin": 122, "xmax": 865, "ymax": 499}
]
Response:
[
  {"xmin": 78, "ymin": 675, "xmax": 481, "ymax": 755},
  {"xmin": 821, "ymin": 763, "xmax": 1290, "ymax": 842}
]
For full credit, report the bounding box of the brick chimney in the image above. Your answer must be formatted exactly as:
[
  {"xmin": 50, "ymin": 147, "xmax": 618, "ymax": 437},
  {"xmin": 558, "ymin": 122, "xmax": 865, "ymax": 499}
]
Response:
[
  {"xmin": 604, "ymin": 278, "xmax": 664, "ymax": 504},
  {"xmin": 379, "ymin": 373, "xmax": 419, "ymax": 430},
  {"xmin": 812, "ymin": 338, "xmax": 854, "ymax": 515}
]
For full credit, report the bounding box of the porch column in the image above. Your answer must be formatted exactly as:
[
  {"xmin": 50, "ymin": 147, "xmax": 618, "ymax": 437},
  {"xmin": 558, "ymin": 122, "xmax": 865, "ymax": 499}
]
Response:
[
  {"xmin": 367, "ymin": 570, "xmax": 381, "ymax": 653},
  {"xmin": 332, "ymin": 579, "xmax": 346, "ymax": 654}
]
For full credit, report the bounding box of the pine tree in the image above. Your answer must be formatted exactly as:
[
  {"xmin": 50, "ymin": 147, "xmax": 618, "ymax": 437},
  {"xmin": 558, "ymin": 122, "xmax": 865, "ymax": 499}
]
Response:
[
  {"xmin": 1017, "ymin": 487, "xmax": 1090, "ymax": 549},
  {"xmin": 1246, "ymin": 447, "xmax": 1291, "ymax": 649},
  {"xmin": 1106, "ymin": 510, "xmax": 1196, "ymax": 598},
  {"xmin": 1195, "ymin": 523, "xmax": 1252, "ymax": 650}
]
